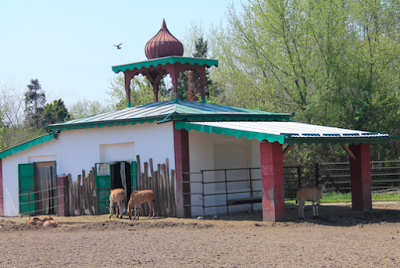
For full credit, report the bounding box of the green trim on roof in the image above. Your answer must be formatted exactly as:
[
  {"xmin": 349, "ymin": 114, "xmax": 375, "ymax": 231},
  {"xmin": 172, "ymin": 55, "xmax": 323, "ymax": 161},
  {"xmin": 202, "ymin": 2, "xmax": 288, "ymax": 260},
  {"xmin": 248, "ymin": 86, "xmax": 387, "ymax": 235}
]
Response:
[
  {"xmin": 0, "ymin": 133, "xmax": 56, "ymax": 159},
  {"xmin": 112, "ymin": 56, "xmax": 218, "ymax": 73},
  {"xmin": 175, "ymin": 121, "xmax": 285, "ymax": 144}
]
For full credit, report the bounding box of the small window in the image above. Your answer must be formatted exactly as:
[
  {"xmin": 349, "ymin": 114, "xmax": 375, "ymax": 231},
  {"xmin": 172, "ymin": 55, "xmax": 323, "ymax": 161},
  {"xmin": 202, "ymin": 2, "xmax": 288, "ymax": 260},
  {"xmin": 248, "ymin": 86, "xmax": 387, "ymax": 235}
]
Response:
[{"xmin": 97, "ymin": 163, "xmax": 110, "ymax": 176}]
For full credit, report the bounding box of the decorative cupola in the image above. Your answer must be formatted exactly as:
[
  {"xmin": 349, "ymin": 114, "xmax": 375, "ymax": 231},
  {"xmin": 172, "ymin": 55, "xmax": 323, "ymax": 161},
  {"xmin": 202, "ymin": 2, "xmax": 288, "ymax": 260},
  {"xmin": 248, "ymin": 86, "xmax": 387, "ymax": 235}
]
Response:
[
  {"xmin": 112, "ymin": 19, "xmax": 218, "ymax": 107},
  {"xmin": 145, "ymin": 19, "xmax": 184, "ymax": 59}
]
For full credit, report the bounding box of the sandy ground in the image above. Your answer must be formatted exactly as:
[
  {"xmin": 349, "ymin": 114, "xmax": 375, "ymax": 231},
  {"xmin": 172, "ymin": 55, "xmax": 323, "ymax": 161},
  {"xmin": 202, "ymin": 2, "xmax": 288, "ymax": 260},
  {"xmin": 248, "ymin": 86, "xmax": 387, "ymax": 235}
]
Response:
[{"xmin": 0, "ymin": 202, "xmax": 400, "ymax": 267}]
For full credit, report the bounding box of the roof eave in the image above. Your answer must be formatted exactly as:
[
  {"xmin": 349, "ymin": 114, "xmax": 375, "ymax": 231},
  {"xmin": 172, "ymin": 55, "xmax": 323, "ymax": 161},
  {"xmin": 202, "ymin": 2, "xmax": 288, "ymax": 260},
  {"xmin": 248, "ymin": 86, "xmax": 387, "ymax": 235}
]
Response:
[
  {"xmin": 0, "ymin": 133, "xmax": 56, "ymax": 159},
  {"xmin": 112, "ymin": 56, "xmax": 219, "ymax": 73}
]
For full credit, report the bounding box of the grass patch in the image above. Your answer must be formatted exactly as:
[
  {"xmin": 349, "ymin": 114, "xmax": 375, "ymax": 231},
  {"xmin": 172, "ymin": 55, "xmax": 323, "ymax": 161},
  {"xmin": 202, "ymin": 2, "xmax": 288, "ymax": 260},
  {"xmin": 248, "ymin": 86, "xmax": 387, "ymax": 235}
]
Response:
[{"xmin": 285, "ymin": 191, "xmax": 400, "ymax": 204}]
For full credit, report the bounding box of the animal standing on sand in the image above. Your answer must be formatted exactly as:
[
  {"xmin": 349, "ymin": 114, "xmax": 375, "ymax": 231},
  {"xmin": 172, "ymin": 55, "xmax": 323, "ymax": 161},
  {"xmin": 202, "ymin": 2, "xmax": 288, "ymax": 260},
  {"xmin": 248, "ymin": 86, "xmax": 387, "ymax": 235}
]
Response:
[
  {"xmin": 296, "ymin": 184, "xmax": 327, "ymax": 219},
  {"xmin": 126, "ymin": 190, "xmax": 155, "ymax": 220},
  {"xmin": 108, "ymin": 188, "xmax": 125, "ymax": 219}
]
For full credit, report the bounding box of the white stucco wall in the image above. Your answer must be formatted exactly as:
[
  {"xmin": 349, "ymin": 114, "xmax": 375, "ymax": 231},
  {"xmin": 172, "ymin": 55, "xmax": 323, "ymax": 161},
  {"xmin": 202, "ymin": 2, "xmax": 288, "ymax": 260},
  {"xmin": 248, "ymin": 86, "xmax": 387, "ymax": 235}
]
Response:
[
  {"xmin": 1, "ymin": 121, "xmax": 175, "ymax": 216},
  {"xmin": 188, "ymin": 130, "xmax": 262, "ymax": 217}
]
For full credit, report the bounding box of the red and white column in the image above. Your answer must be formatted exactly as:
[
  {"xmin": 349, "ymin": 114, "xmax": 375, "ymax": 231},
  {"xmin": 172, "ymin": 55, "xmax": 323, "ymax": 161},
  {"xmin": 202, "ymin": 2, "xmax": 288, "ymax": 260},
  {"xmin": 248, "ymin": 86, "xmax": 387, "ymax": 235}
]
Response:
[
  {"xmin": 260, "ymin": 141, "xmax": 285, "ymax": 221},
  {"xmin": 349, "ymin": 143, "xmax": 372, "ymax": 211},
  {"xmin": 173, "ymin": 123, "xmax": 190, "ymax": 217}
]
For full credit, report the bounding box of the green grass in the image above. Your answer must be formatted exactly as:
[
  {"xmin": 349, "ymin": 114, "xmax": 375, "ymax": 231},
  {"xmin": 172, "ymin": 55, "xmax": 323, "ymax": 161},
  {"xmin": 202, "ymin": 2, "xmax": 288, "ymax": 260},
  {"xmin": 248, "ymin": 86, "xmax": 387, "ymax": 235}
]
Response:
[{"xmin": 285, "ymin": 191, "xmax": 400, "ymax": 204}]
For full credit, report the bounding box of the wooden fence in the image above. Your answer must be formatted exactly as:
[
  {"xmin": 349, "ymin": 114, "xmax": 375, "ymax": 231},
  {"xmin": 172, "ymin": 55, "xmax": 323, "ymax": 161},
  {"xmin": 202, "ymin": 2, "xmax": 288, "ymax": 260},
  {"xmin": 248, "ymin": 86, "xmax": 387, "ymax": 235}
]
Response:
[
  {"xmin": 283, "ymin": 160, "xmax": 400, "ymax": 198},
  {"xmin": 136, "ymin": 156, "xmax": 176, "ymax": 217},
  {"xmin": 67, "ymin": 167, "xmax": 97, "ymax": 216},
  {"xmin": 66, "ymin": 156, "xmax": 176, "ymax": 217}
]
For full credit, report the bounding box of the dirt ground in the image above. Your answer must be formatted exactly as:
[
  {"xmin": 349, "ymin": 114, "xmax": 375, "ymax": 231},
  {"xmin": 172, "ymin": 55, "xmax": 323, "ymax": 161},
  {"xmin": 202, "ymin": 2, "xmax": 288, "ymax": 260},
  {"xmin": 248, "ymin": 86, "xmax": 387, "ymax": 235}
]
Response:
[{"xmin": 1, "ymin": 202, "xmax": 400, "ymax": 267}]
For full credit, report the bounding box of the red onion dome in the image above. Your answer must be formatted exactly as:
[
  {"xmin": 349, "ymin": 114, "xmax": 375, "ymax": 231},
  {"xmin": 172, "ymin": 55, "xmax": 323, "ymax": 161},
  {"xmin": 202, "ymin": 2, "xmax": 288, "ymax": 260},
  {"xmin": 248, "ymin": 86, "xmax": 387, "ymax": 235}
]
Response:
[{"xmin": 145, "ymin": 19, "xmax": 184, "ymax": 59}]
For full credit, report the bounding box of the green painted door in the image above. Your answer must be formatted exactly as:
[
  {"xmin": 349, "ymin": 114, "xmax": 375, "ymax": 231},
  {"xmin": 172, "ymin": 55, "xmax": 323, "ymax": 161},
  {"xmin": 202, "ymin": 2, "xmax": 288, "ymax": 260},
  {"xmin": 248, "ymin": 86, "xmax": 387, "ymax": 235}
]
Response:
[
  {"xmin": 18, "ymin": 164, "xmax": 35, "ymax": 215},
  {"xmin": 95, "ymin": 163, "xmax": 111, "ymax": 214}
]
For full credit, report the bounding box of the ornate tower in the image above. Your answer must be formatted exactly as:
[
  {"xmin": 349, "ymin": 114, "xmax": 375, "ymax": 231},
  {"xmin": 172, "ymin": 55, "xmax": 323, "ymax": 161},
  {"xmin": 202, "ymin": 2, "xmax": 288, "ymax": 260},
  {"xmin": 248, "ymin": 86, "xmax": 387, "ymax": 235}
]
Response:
[{"xmin": 112, "ymin": 19, "xmax": 218, "ymax": 107}]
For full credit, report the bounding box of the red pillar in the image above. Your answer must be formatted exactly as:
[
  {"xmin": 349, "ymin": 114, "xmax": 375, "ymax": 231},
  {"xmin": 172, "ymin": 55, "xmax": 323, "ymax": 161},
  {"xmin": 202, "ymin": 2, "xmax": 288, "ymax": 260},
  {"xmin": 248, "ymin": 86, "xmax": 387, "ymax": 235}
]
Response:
[
  {"xmin": 349, "ymin": 143, "xmax": 372, "ymax": 211},
  {"xmin": 0, "ymin": 158, "xmax": 3, "ymax": 216},
  {"xmin": 173, "ymin": 122, "xmax": 191, "ymax": 217},
  {"xmin": 57, "ymin": 176, "xmax": 69, "ymax": 216},
  {"xmin": 260, "ymin": 141, "xmax": 285, "ymax": 221}
]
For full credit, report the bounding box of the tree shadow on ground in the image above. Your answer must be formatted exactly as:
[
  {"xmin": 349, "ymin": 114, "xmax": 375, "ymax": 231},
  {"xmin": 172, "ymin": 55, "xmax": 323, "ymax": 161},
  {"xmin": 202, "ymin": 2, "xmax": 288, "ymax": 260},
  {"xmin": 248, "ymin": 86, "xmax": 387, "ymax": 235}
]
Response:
[{"xmin": 213, "ymin": 203, "xmax": 400, "ymax": 227}]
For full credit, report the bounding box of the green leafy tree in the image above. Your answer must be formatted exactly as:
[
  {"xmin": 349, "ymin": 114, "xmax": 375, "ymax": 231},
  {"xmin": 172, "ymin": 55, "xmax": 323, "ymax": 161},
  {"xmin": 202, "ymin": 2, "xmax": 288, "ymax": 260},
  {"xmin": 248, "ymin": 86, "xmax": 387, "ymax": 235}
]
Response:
[
  {"xmin": 107, "ymin": 74, "xmax": 160, "ymax": 109},
  {"xmin": 179, "ymin": 36, "xmax": 219, "ymax": 101},
  {"xmin": 24, "ymin": 79, "xmax": 46, "ymax": 129},
  {"xmin": 43, "ymin": 99, "xmax": 70, "ymax": 124},
  {"xmin": 209, "ymin": 0, "xmax": 400, "ymax": 162},
  {"xmin": 159, "ymin": 79, "xmax": 174, "ymax": 101},
  {"xmin": 69, "ymin": 99, "xmax": 113, "ymax": 119},
  {"xmin": 0, "ymin": 81, "xmax": 46, "ymax": 152}
]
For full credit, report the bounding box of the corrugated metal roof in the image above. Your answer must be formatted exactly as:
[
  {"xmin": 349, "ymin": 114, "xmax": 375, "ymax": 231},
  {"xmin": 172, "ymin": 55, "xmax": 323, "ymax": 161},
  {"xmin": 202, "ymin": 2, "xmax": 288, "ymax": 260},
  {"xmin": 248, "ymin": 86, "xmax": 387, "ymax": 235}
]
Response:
[
  {"xmin": 47, "ymin": 101, "xmax": 292, "ymax": 131},
  {"xmin": 175, "ymin": 121, "xmax": 389, "ymax": 145}
]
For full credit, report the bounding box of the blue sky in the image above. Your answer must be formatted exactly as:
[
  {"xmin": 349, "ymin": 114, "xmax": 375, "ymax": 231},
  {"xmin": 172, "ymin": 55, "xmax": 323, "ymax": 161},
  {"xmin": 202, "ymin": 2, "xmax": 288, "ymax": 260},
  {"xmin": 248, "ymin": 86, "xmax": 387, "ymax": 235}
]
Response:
[{"xmin": 1, "ymin": 0, "xmax": 239, "ymax": 108}]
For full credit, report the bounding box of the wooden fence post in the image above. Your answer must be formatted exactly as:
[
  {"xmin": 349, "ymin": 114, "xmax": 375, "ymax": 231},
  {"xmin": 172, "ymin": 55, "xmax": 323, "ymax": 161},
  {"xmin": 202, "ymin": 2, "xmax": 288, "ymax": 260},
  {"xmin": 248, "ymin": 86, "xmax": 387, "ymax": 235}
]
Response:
[{"xmin": 171, "ymin": 169, "xmax": 176, "ymax": 216}]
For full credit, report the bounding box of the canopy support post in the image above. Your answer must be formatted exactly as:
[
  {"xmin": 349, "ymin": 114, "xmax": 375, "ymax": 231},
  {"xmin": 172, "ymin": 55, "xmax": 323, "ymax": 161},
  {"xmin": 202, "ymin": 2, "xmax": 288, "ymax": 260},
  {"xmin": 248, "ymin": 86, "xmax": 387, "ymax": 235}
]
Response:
[
  {"xmin": 260, "ymin": 141, "xmax": 285, "ymax": 222},
  {"xmin": 349, "ymin": 143, "xmax": 372, "ymax": 211}
]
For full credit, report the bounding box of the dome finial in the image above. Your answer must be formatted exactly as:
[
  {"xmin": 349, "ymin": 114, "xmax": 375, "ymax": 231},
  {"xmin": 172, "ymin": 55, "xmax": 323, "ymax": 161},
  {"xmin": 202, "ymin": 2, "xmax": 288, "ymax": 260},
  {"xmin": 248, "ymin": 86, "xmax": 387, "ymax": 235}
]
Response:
[{"xmin": 145, "ymin": 19, "xmax": 184, "ymax": 59}]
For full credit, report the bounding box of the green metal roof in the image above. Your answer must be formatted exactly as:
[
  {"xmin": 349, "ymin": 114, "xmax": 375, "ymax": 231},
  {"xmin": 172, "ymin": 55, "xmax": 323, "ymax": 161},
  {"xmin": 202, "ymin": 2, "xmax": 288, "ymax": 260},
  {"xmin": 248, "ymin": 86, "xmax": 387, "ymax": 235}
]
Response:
[
  {"xmin": 112, "ymin": 56, "xmax": 218, "ymax": 73},
  {"xmin": 175, "ymin": 121, "xmax": 390, "ymax": 145},
  {"xmin": 0, "ymin": 133, "xmax": 57, "ymax": 159},
  {"xmin": 46, "ymin": 101, "xmax": 292, "ymax": 132}
]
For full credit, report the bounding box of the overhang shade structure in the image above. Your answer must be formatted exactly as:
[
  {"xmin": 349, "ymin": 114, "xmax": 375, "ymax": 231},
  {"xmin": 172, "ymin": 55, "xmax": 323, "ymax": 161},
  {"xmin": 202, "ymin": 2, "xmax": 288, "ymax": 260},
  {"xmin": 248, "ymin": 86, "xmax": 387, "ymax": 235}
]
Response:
[
  {"xmin": 111, "ymin": 19, "xmax": 218, "ymax": 106},
  {"xmin": 175, "ymin": 121, "xmax": 389, "ymax": 145},
  {"xmin": 173, "ymin": 120, "xmax": 392, "ymax": 221}
]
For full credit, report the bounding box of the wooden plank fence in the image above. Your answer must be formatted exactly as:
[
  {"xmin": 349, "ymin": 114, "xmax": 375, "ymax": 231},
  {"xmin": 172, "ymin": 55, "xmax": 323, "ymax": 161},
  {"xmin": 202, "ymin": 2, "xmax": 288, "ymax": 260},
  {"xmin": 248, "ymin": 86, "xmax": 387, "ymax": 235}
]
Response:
[
  {"xmin": 136, "ymin": 156, "xmax": 176, "ymax": 217},
  {"xmin": 66, "ymin": 156, "xmax": 176, "ymax": 217},
  {"xmin": 68, "ymin": 167, "xmax": 96, "ymax": 216}
]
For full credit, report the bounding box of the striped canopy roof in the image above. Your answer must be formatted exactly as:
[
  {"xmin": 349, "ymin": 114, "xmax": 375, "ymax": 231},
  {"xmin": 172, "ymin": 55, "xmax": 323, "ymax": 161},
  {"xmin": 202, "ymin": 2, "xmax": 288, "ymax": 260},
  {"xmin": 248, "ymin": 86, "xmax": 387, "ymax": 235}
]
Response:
[{"xmin": 175, "ymin": 121, "xmax": 390, "ymax": 145}]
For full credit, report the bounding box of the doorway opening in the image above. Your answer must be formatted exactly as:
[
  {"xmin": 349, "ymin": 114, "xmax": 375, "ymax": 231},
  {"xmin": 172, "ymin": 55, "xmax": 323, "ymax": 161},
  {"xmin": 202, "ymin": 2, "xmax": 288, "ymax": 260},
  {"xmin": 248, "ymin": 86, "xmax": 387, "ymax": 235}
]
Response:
[
  {"xmin": 110, "ymin": 162, "xmax": 132, "ymax": 205},
  {"xmin": 18, "ymin": 161, "xmax": 57, "ymax": 216},
  {"xmin": 94, "ymin": 161, "xmax": 136, "ymax": 214},
  {"xmin": 35, "ymin": 162, "xmax": 57, "ymax": 215}
]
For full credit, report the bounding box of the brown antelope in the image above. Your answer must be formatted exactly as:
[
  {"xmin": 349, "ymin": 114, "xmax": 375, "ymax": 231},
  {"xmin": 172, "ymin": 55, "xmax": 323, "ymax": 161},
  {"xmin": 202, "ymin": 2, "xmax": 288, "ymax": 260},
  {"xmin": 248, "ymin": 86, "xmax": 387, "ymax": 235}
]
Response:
[
  {"xmin": 43, "ymin": 220, "xmax": 59, "ymax": 227},
  {"xmin": 126, "ymin": 190, "xmax": 155, "ymax": 220},
  {"xmin": 296, "ymin": 184, "xmax": 327, "ymax": 219},
  {"xmin": 108, "ymin": 188, "xmax": 125, "ymax": 219},
  {"xmin": 26, "ymin": 217, "xmax": 45, "ymax": 226},
  {"xmin": 26, "ymin": 216, "xmax": 57, "ymax": 226}
]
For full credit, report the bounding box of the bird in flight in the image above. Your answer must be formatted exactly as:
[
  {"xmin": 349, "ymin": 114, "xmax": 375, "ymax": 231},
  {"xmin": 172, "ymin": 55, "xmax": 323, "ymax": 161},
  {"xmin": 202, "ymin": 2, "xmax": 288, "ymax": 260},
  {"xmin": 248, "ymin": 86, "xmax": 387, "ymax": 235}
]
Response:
[{"xmin": 114, "ymin": 43, "xmax": 123, "ymax": 49}]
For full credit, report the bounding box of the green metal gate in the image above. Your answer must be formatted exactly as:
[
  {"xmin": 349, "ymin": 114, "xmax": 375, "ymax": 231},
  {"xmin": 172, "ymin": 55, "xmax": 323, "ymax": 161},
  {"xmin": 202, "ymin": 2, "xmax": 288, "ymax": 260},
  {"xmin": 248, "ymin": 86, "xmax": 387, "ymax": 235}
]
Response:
[
  {"xmin": 95, "ymin": 163, "xmax": 112, "ymax": 214},
  {"xmin": 131, "ymin": 161, "xmax": 137, "ymax": 192},
  {"xmin": 18, "ymin": 163, "xmax": 35, "ymax": 215}
]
